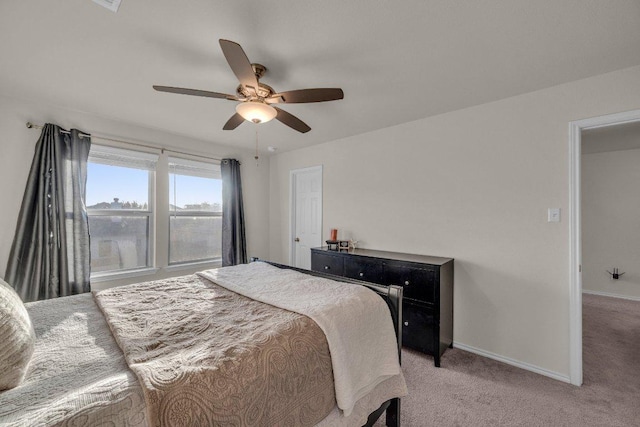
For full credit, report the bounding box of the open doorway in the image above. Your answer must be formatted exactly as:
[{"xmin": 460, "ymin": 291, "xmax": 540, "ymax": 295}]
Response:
[
  {"xmin": 581, "ymin": 122, "xmax": 640, "ymax": 300},
  {"xmin": 579, "ymin": 121, "xmax": 640, "ymax": 393},
  {"xmin": 569, "ymin": 109, "xmax": 640, "ymax": 386}
]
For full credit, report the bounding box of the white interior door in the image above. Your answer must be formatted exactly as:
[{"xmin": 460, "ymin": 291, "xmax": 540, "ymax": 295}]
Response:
[{"xmin": 290, "ymin": 166, "xmax": 322, "ymax": 269}]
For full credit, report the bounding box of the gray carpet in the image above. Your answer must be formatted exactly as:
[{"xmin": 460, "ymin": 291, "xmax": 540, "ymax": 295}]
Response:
[{"xmin": 377, "ymin": 294, "xmax": 640, "ymax": 426}]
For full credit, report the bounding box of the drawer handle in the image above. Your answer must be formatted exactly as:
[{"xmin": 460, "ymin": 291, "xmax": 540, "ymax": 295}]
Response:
[
  {"xmin": 359, "ymin": 272, "xmax": 364, "ymax": 277},
  {"xmin": 324, "ymin": 266, "xmax": 330, "ymax": 270},
  {"xmin": 404, "ymin": 321, "xmax": 409, "ymax": 326},
  {"xmin": 404, "ymin": 280, "xmax": 410, "ymax": 286}
]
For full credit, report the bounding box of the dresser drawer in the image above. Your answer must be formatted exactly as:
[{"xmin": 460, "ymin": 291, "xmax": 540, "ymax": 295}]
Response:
[
  {"xmin": 384, "ymin": 263, "xmax": 437, "ymax": 304},
  {"xmin": 311, "ymin": 252, "xmax": 344, "ymax": 276},
  {"xmin": 402, "ymin": 303, "xmax": 436, "ymax": 354},
  {"xmin": 344, "ymin": 257, "xmax": 384, "ymax": 283}
]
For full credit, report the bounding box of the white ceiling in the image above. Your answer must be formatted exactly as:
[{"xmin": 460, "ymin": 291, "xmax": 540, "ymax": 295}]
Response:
[{"xmin": 1, "ymin": 1, "xmax": 640, "ymax": 153}]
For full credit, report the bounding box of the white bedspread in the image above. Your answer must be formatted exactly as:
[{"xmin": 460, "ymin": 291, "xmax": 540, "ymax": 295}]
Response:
[
  {"xmin": 198, "ymin": 262, "xmax": 407, "ymax": 417},
  {"xmin": 0, "ymin": 294, "xmax": 147, "ymax": 427}
]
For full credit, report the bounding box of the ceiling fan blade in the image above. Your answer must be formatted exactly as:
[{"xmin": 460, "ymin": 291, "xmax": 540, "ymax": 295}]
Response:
[
  {"xmin": 223, "ymin": 113, "xmax": 245, "ymax": 130},
  {"xmin": 267, "ymin": 88, "xmax": 344, "ymax": 104},
  {"xmin": 219, "ymin": 39, "xmax": 260, "ymax": 94},
  {"xmin": 274, "ymin": 107, "xmax": 311, "ymax": 133},
  {"xmin": 153, "ymin": 85, "xmax": 238, "ymax": 100}
]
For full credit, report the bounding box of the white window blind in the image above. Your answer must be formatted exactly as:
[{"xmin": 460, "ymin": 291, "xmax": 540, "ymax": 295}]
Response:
[
  {"xmin": 168, "ymin": 157, "xmax": 220, "ymax": 179},
  {"xmin": 89, "ymin": 145, "xmax": 157, "ymax": 171}
]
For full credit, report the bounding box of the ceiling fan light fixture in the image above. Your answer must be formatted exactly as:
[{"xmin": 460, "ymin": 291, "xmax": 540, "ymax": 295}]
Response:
[{"xmin": 236, "ymin": 101, "xmax": 277, "ymax": 124}]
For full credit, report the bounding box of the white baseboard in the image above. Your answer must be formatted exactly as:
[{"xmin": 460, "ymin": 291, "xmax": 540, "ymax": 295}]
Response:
[
  {"xmin": 452, "ymin": 342, "xmax": 571, "ymax": 384},
  {"xmin": 582, "ymin": 289, "xmax": 640, "ymax": 302}
]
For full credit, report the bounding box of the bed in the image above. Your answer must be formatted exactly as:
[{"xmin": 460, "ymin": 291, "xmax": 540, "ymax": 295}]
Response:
[{"xmin": 0, "ymin": 261, "xmax": 407, "ymax": 426}]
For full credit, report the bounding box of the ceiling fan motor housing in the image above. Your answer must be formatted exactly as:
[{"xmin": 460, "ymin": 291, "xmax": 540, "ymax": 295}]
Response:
[{"xmin": 236, "ymin": 63, "xmax": 273, "ymax": 99}]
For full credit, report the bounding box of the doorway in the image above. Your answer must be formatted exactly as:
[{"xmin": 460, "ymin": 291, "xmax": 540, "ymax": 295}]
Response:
[
  {"xmin": 289, "ymin": 166, "xmax": 323, "ymax": 269},
  {"xmin": 568, "ymin": 108, "xmax": 640, "ymax": 386}
]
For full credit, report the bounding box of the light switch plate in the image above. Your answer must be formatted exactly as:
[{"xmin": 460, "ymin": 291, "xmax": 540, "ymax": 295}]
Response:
[
  {"xmin": 548, "ymin": 208, "xmax": 561, "ymax": 222},
  {"xmin": 92, "ymin": 0, "xmax": 121, "ymax": 13}
]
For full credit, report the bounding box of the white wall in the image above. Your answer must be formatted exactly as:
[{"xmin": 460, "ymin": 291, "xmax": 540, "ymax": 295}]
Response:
[
  {"xmin": 269, "ymin": 65, "xmax": 640, "ymax": 379},
  {"xmin": 0, "ymin": 95, "xmax": 270, "ymax": 289},
  {"xmin": 582, "ymin": 147, "xmax": 640, "ymax": 300}
]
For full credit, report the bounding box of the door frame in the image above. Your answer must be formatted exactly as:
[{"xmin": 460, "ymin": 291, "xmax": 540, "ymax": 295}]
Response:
[
  {"xmin": 568, "ymin": 108, "xmax": 640, "ymax": 386},
  {"xmin": 289, "ymin": 165, "xmax": 323, "ymax": 267}
]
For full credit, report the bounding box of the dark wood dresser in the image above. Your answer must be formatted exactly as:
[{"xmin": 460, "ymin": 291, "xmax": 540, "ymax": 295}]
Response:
[{"xmin": 311, "ymin": 247, "xmax": 454, "ymax": 366}]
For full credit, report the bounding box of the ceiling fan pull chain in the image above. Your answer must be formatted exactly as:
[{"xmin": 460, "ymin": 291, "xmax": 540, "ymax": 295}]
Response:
[{"xmin": 255, "ymin": 127, "xmax": 259, "ymax": 165}]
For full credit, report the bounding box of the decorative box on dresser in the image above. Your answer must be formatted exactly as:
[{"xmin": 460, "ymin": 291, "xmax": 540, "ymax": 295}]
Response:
[{"xmin": 310, "ymin": 247, "xmax": 454, "ymax": 367}]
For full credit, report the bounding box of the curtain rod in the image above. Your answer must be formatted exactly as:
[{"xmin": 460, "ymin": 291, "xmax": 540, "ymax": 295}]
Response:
[{"xmin": 25, "ymin": 122, "xmax": 224, "ymax": 162}]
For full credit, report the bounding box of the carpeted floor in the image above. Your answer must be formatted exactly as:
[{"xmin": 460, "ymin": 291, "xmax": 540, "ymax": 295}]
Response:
[{"xmin": 376, "ymin": 294, "xmax": 640, "ymax": 426}]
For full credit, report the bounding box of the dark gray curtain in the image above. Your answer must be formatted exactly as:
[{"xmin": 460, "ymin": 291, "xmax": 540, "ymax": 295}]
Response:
[
  {"xmin": 5, "ymin": 124, "xmax": 91, "ymax": 302},
  {"xmin": 221, "ymin": 158, "xmax": 247, "ymax": 266}
]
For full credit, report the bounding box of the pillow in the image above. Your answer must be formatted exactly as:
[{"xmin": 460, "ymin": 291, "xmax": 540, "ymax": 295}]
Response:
[{"xmin": 0, "ymin": 278, "xmax": 35, "ymax": 390}]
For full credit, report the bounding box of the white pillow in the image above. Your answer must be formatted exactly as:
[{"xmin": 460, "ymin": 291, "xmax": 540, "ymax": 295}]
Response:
[{"xmin": 0, "ymin": 278, "xmax": 35, "ymax": 390}]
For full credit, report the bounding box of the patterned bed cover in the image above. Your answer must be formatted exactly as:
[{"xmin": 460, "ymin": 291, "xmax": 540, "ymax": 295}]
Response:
[{"xmin": 0, "ymin": 266, "xmax": 406, "ymax": 427}]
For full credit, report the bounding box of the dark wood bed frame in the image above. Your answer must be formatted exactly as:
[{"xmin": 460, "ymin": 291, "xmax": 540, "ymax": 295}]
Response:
[{"xmin": 256, "ymin": 260, "xmax": 403, "ymax": 427}]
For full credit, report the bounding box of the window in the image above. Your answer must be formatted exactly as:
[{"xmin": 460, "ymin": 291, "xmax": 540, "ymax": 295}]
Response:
[
  {"xmin": 86, "ymin": 145, "xmax": 156, "ymax": 275},
  {"xmin": 85, "ymin": 146, "xmax": 221, "ymax": 279},
  {"xmin": 168, "ymin": 157, "xmax": 222, "ymax": 265}
]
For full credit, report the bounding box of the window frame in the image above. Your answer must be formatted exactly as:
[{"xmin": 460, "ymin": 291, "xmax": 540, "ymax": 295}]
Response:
[
  {"xmin": 87, "ymin": 145, "xmax": 157, "ymax": 280},
  {"xmin": 168, "ymin": 156, "xmax": 222, "ymax": 266}
]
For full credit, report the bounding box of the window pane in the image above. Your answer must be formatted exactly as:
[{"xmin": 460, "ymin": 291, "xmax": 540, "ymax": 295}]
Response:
[
  {"xmin": 169, "ymin": 174, "xmax": 222, "ymax": 213},
  {"xmin": 169, "ymin": 216, "xmax": 222, "ymax": 264},
  {"xmin": 87, "ymin": 163, "xmax": 150, "ymax": 209},
  {"xmin": 89, "ymin": 216, "xmax": 149, "ymax": 273},
  {"xmin": 169, "ymin": 158, "xmax": 222, "ymax": 265}
]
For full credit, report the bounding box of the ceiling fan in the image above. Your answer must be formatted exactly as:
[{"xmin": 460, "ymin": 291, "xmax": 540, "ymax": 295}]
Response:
[{"xmin": 153, "ymin": 39, "xmax": 344, "ymax": 133}]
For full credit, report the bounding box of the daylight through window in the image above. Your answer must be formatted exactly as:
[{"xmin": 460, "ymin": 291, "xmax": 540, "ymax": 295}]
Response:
[
  {"xmin": 168, "ymin": 157, "xmax": 222, "ymax": 265},
  {"xmin": 86, "ymin": 145, "xmax": 156, "ymax": 275}
]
